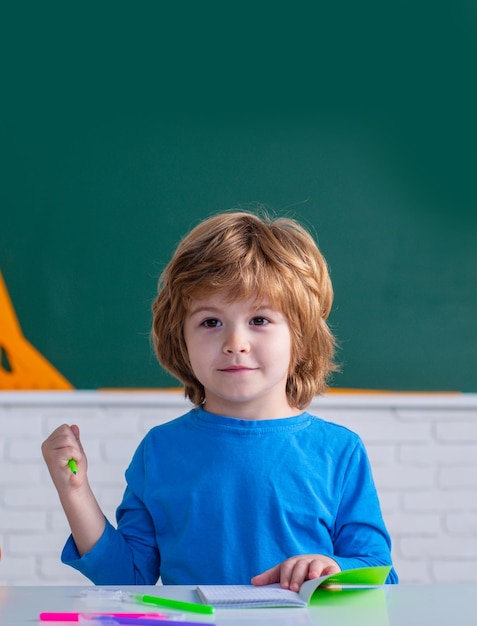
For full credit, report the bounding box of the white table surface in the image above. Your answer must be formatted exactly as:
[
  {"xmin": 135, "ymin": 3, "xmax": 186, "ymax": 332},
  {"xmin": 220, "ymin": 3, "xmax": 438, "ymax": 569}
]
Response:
[{"xmin": 0, "ymin": 583, "xmax": 476, "ymax": 626}]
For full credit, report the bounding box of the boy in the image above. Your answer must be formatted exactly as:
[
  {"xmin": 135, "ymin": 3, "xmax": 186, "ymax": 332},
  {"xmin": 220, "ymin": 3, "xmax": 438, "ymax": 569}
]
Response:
[{"xmin": 42, "ymin": 210, "xmax": 397, "ymax": 588}]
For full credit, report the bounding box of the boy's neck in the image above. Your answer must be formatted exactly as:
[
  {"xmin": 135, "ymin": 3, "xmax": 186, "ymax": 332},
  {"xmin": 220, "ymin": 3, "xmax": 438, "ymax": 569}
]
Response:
[{"xmin": 202, "ymin": 399, "xmax": 302, "ymax": 421}]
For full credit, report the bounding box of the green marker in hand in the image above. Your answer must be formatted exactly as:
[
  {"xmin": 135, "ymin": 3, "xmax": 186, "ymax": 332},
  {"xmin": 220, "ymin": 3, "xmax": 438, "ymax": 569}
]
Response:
[{"xmin": 67, "ymin": 459, "xmax": 78, "ymax": 474}]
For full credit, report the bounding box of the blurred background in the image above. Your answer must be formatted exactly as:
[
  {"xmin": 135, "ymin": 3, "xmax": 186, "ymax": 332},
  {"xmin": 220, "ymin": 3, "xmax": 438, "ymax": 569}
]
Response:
[{"xmin": 1, "ymin": 1, "xmax": 476, "ymax": 391}]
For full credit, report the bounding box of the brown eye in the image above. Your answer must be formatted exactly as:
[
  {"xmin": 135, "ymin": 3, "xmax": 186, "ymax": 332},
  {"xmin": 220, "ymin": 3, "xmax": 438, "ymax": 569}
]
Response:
[
  {"xmin": 202, "ymin": 318, "xmax": 221, "ymax": 328},
  {"xmin": 250, "ymin": 317, "xmax": 268, "ymax": 326}
]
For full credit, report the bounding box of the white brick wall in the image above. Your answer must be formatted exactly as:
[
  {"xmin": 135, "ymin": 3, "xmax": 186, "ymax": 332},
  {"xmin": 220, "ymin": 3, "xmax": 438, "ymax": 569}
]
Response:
[{"xmin": 0, "ymin": 391, "xmax": 476, "ymax": 585}]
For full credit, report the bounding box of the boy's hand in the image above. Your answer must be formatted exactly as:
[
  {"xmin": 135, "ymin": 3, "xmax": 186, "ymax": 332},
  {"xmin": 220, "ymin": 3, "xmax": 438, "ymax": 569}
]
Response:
[
  {"xmin": 41, "ymin": 424, "xmax": 86, "ymax": 493},
  {"xmin": 251, "ymin": 554, "xmax": 340, "ymax": 591},
  {"xmin": 42, "ymin": 423, "xmax": 106, "ymax": 555}
]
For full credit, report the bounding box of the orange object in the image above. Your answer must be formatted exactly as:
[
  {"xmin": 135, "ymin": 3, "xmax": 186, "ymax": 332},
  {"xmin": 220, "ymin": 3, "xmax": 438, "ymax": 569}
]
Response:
[{"xmin": 0, "ymin": 272, "xmax": 73, "ymax": 390}]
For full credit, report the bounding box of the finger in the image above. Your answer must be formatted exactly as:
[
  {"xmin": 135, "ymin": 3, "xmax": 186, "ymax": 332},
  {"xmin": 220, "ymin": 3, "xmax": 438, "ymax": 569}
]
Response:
[
  {"xmin": 309, "ymin": 558, "xmax": 340, "ymax": 579},
  {"xmin": 308, "ymin": 558, "xmax": 328, "ymax": 579},
  {"xmin": 41, "ymin": 425, "xmax": 68, "ymax": 459},
  {"xmin": 44, "ymin": 424, "xmax": 76, "ymax": 448},
  {"xmin": 277, "ymin": 557, "xmax": 299, "ymax": 589},
  {"xmin": 67, "ymin": 424, "xmax": 85, "ymax": 463},
  {"xmin": 54, "ymin": 424, "xmax": 82, "ymax": 458},
  {"xmin": 251, "ymin": 563, "xmax": 281, "ymax": 586},
  {"xmin": 70, "ymin": 424, "xmax": 80, "ymax": 441},
  {"xmin": 321, "ymin": 560, "xmax": 341, "ymax": 577},
  {"xmin": 42, "ymin": 425, "xmax": 82, "ymax": 467},
  {"xmin": 287, "ymin": 559, "xmax": 312, "ymax": 591}
]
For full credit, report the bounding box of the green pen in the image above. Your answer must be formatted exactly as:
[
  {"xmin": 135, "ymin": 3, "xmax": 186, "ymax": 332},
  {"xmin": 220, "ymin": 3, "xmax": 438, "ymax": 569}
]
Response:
[
  {"xmin": 67, "ymin": 458, "xmax": 78, "ymax": 474},
  {"xmin": 131, "ymin": 593, "xmax": 215, "ymax": 615}
]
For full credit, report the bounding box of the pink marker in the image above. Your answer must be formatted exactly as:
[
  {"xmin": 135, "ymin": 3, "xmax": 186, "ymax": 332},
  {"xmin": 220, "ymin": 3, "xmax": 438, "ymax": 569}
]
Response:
[{"xmin": 39, "ymin": 612, "xmax": 168, "ymax": 622}]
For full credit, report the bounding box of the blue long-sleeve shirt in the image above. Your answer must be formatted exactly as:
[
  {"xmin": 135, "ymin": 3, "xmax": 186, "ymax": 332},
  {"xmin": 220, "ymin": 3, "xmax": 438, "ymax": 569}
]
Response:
[{"xmin": 62, "ymin": 408, "xmax": 398, "ymax": 584}]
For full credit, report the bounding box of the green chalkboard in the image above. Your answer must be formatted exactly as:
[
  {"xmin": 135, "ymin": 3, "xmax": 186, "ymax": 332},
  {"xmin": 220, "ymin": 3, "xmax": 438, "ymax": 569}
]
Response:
[{"xmin": 1, "ymin": 4, "xmax": 476, "ymax": 391}]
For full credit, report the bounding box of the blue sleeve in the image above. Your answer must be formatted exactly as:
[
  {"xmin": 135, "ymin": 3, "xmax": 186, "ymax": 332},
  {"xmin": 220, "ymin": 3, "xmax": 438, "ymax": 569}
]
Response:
[
  {"xmin": 330, "ymin": 439, "xmax": 398, "ymax": 584},
  {"xmin": 61, "ymin": 518, "xmax": 153, "ymax": 584},
  {"xmin": 61, "ymin": 440, "xmax": 161, "ymax": 585}
]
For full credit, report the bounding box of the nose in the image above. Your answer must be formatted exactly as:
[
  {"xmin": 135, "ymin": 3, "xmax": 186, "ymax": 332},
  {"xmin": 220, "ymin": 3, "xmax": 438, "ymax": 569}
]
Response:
[{"xmin": 222, "ymin": 327, "xmax": 251, "ymax": 354}]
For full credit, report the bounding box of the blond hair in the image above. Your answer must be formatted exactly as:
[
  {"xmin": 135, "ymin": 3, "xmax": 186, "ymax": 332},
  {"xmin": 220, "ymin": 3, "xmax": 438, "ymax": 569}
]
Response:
[{"xmin": 152, "ymin": 210, "xmax": 338, "ymax": 409}]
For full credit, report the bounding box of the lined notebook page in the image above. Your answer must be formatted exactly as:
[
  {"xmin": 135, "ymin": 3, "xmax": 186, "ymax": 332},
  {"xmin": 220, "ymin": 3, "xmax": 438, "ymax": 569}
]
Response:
[{"xmin": 196, "ymin": 584, "xmax": 307, "ymax": 608}]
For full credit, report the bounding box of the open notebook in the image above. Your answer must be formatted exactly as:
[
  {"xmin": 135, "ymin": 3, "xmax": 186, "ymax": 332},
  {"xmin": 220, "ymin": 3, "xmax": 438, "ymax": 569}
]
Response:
[{"xmin": 197, "ymin": 565, "xmax": 391, "ymax": 608}]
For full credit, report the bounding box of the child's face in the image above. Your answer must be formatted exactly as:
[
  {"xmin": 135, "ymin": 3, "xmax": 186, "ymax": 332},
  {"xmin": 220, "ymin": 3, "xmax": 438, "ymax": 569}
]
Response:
[{"xmin": 183, "ymin": 291, "xmax": 300, "ymax": 420}]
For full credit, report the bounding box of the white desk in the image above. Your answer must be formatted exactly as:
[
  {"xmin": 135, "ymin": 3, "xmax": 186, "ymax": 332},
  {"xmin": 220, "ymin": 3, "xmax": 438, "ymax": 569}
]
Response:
[{"xmin": 0, "ymin": 584, "xmax": 476, "ymax": 626}]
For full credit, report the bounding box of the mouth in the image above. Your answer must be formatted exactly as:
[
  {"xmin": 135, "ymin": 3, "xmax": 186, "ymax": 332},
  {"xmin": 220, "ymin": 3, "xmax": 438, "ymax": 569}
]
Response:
[{"xmin": 219, "ymin": 365, "xmax": 256, "ymax": 372}]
